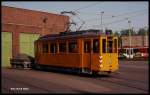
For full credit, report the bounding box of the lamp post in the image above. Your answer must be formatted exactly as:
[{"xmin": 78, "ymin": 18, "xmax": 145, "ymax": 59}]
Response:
[
  {"xmin": 100, "ymin": 11, "xmax": 104, "ymax": 32},
  {"xmin": 145, "ymin": 26, "xmax": 148, "ymax": 47},
  {"xmin": 128, "ymin": 20, "xmax": 132, "ymax": 59}
]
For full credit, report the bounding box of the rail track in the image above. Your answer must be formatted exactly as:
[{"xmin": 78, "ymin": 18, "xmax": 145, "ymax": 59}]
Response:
[
  {"xmin": 2, "ymin": 75, "xmax": 51, "ymax": 93},
  {"xmin": 2, "ymin": 71, "xmax": 89, "ymax": 93},
  {"xmin": 2, "ymin": 70, "xmax": 148, "ymax": 93},
  {"xmin": 2, "ymin": 60, "xmax": 149, "ymax": 93},
  {"xmin": 95, "ymin": 75, "xmax": 148, "ymax": 92}
]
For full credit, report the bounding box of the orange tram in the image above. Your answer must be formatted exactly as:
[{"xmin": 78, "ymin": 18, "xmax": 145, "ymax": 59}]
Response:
[{"xmin": 34, "ymin": 30, "xmax": 119, "ymax": 74}]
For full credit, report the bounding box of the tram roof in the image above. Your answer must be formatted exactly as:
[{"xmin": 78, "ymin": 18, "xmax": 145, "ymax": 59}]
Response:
[{"xmin": 37, "ymin": 29, "xmax": 114, "ymax": 41}]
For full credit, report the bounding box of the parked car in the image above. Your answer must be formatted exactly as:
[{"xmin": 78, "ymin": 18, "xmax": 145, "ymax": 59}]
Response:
[{"xmin": 10, "ymin": 53, "xmax": 34, "ymax": 69}]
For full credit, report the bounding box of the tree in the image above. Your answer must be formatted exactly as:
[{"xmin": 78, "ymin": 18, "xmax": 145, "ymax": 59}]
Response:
[
  {"xmin": 137, "ymin": 27, "xmax": 148, "ymax": 36},
  {"xmin": 120, "ymin": 29, "xmax": 136, "ymax": 36},
  {"xmin": 114, "ymin": 31, "xmax": 120, "ymax": 36},
  {"xmin": 147, "ymin": 27, "xmax": 149, "ymax": 36},
  {"xmin": 138, "ymin": 28, "xmax": 146, "ymax": 35}
]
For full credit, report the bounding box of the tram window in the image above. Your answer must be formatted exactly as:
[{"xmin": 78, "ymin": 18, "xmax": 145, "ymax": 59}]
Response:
[
  {"xmin": 108, "ymin": 40, "xmax": 113, "ymax": 53},
  {"xmin": 42, "ymin": 43, "xmax": 48, "ymax": 53},
  {"xmin": 50, "ymin": 43, "xmax": 57, "ymax": 53},
  {"xmin": 93, "ymin": 39, "xmax": 99, "ymax": 53},
  {"xmin": 114, "ymin": 39, "xmax": 117, "ymax": 53},
  {"xmin": 59, "ymin": 43, "xmax": 66, "ymax": 53},
  {"xmin": 69, "ymin": 42, "xmax": 78, "ymax": 53},
  {"xmin": 102, "ymin": 39, "xmax": 106, "ymax": 53},
  {"xmin": 84, "ymin": 41, "xmax": 91, "ymax": 53}
]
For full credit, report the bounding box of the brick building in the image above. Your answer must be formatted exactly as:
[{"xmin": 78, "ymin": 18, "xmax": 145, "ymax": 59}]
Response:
[
  {"xmin": 2, "ymin": 6, "xmax": 69, "ymax": 67},
  {"xmin": 121, "ymin": 35, "xmax": 149, "ymax": 48},
  {"xmin": 119, "ymin": 35, "xmax": 149, "ymax": 58}
]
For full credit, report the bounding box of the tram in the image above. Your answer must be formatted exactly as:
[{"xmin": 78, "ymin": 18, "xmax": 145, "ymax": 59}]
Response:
[{"xmin": 34, "ymin": 30, "xmax": 118, "ymax": 74}]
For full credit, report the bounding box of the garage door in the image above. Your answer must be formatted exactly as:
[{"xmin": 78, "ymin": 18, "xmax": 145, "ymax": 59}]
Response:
[
  {"xmin": 20, "ymin": 33, "xmax": 40, "ymax": 57},
  {"xmin": 2, "ymin": 32, "xmax": 12, "ymax": 67}
]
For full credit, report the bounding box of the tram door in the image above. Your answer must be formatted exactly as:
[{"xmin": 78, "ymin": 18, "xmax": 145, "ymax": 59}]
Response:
[
  {"xmin": 83, "ymin": 39, "xmax": 92, "ymax": 73},
  {"xmin": 83, "ymin": 38, "xmax": 100, "ymax": 73},
  {"xmin": 100, "ymin": 36, "xmax": 118, "ymax": 72}
]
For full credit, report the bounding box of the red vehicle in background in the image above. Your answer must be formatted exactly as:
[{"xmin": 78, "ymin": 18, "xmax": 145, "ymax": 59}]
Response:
[
  {"xmin": 119, "ymin": 35, "xmax": 148, "ymax": 59},
  {"xmin": 118, "ymin": 46, "xmax": 148, "ymax": 59}
]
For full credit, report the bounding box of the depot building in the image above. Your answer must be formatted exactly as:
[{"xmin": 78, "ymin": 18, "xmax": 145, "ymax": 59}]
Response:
[{"xmin": 2, "ymin": 6, "xmax": 69, "ymax": 67}]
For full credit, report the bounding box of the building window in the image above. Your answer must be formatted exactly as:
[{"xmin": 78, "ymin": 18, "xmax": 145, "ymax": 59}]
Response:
[
  {"xmin": 93, "ymin": 39, "xmax": 99, "ymax": 53},
  {"xmin": 69, "ymin": 42, "xmax": 78, "ymax": 53},
  {"xmin": 59, "ymin": 43, "xmax": 66, "ymax": 53},
  {"xmin": 84, "ymin": 41, "xmax": 91, "ymax": 53},
  {"xmin": 42, "ymin": 43, "xmax": 48, "ymax": 53},
  {"xmin": 50, "ymin": 43, "xmax": 57, "ymax": 53}
]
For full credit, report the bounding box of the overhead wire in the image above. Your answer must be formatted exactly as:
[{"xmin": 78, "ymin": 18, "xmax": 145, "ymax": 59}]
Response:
[
  {"xmin": 73, "ymin": 2, "xmax": 102, "ymax": 12},
  {"xmin": 102, "ymin": 12, "xmax": 147, "ymax": 26},
  {"xmin": 62, "ymin": 2, "xmax": 148, "ymax": 31},
  {"xmin": 64, "ymin": 2, "xmax": 102, "ymax": 31},
  {"xmin": 77, "ymin": 8, "xmax": 147, "ymax": 15},
  {"xmin": 75, "ymin": 10, "xmax": 147, "ymax": 27},
  {"xmin": 83, "ymin": 12, "xmax": 147, "ymax": 28},
  {"xmin": 81, "ymin": 9, "xmax": 148, "ymax": 22}
]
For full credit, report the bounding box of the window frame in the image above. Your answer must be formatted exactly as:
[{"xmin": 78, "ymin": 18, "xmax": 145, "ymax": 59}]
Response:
[
  {"xmin": 42, "ymin": 42, "xmax": 49, "ymax": 53},
  {"xmin": 68, "ymin": 40, "xmax": 78, "ymax": 53},
  {"xmin": 50, "ymin": 42, "xmax": 57, "ymax": 54},
  {"xmin": 102, "ymin": 38, "xmax": 106, "ymax": 53},
  {"xmin": 107, "ymin": 40, "xmax": 113, "ymax": 53},
  {"xmin": 59, "ymin": 42, "xmax": 67, "ymax": 53},
  {"xmin": 114, "ymin": 38, "xmax": 118, "ymax": 53},
  {"xmin": 93, "ymin": 39, "xmax": 99, "ymax": 53},
  {"xmin": 84, "ymin": 40, "xmax": 91, "ymax": 53}
]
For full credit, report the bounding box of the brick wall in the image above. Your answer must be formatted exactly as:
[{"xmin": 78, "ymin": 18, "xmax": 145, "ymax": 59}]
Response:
[
  {"xmin": 121, "ymin": 35, "xmax": 149, "ymax": 47},
  {"xmin": 2, "ymin": 6, "xmax": 69, "ymax": 35},
  {"xmin": 2, "ymin": 6, "xmax": 69, "ymax": 57}
]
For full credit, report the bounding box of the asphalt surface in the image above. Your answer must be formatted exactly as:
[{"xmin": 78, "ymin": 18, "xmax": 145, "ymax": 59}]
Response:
[{"xmin": 2, "ymin": 61, "xmax": 149, "ymax": 94}]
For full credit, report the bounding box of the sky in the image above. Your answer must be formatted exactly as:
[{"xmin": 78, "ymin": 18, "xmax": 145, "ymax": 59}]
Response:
[{"xmin": 2, "ymin": 1, "xmax": 148, "ymax": 32}]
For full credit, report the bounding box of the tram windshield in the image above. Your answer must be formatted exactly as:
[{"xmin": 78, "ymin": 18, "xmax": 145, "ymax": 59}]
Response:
[{"xmin": 102, "ymin": 37, "xmax": 118, "ymax": 53}]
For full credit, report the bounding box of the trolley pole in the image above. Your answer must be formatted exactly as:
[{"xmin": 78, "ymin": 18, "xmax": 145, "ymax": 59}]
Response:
[
  {"xmin": 128, "ymin": 20, "xmax": 132, "ymax": 59},
  {"xmin": 60, "ymin": 11, "xmax": 76, "ymax": 32}
]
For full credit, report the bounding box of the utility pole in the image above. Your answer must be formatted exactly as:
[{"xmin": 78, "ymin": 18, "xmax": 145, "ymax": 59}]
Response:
[
  {"xmin": 145, "ymin": 26, "xmax": 148, "ymax": 47},
  {"xmin": 100, "ymin": 11, "xmax": 104, "ymax": 32},
  {"xmin": 128, "ymin": 19, "xmax": 132, "ymax": 59}
]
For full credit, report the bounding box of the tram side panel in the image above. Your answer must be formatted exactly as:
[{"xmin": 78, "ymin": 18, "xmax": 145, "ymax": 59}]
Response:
[
  {"xmin": 34, "ymin": 39, "xmax": 82, "ymax": 69},
  {"xmin": 37, "ymin": 53, "xmax": 82, "ymax": 68}
]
